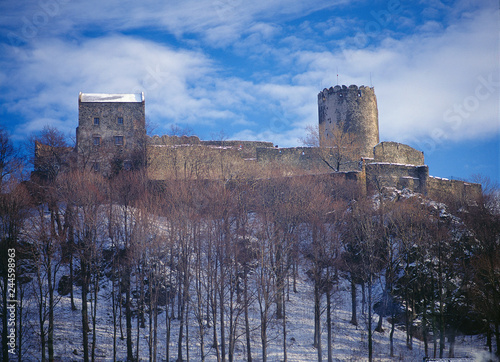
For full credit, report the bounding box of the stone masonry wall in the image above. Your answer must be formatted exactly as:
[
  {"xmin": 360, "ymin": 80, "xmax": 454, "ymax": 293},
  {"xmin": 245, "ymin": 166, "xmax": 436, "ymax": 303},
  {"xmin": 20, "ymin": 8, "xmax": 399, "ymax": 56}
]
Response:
[
  {"xmin": 77, "ymin": 99, "xmax": 145, "ymax": 174},
  {"xmin": 148, "ymin": 135, "xmax": 273, "ymax": 159},
  {"xmin": 318, "ymin": 85, "xmax": 379, "ymax": 157},
  {"xmin": 365, "ymin": 162, "xmax": 429, "ymax": 193},
  {"xmin": 256, "ymin": 147, "xmax": 360, "ymax": 172},
  {"xmin": 373, "ymin": 142, "xmax": 424, "ymax": 166},
  {"xmin": 427, "ymin": 176, "xmax": 482, "ymax": 203},
  {"xmin": 78, "ymin": 101, "xmax": 145, "ymax": 151}
]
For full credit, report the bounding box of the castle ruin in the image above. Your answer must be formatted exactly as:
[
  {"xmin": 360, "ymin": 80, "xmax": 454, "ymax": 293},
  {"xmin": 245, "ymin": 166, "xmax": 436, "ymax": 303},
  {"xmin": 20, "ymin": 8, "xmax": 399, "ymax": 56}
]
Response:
[
  {"xmin": 255, "ymin": 84, "xmax": 480, "ymax": 201},
  {"xmin": 35, "ymin": 86, "xmax": 481, "ymax": 202}
]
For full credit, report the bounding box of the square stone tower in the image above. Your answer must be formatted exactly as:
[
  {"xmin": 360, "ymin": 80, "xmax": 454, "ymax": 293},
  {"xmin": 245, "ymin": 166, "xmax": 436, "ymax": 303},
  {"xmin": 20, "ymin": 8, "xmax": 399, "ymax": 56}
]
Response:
[{"xmin": 76, "ymin": 92, "xmax": 146, "ymax": 174}]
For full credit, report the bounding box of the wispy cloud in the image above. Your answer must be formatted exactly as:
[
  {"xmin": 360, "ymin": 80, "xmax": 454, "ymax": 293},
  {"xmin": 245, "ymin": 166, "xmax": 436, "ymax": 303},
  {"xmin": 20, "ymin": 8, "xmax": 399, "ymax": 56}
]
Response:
[
  {"xmin": 287, "ymin": 4, "xmax": 499, "ymax": 148},
  {"xmin": 0, "ymin": 0, "xmax": 497, "ymax": 157},
  {"xmin": 0, "ymin": 36, "xmax": 216, "ymax": 137}
]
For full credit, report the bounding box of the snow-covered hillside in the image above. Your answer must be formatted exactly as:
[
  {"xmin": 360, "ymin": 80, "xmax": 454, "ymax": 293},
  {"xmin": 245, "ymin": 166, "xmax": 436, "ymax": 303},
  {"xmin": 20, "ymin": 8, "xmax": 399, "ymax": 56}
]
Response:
[
  {"xmin": 19, "ymin": 263, "xmax": 492, "ymax": 361},
  {"xmin": 6, "ymin": 177, "xmax": 498, "ymax": 362}
]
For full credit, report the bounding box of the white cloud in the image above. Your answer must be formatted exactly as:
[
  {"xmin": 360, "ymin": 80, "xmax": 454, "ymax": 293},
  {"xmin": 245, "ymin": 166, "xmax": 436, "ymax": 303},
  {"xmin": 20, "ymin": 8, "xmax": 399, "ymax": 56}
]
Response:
[
  {"xmin": 0, "ymin": 35, "xmax": 219, "ymax": 139},
  {"xmin": 0, "ymin": 0, "xmax": 497, "ymax": 156},
  {"xmin": 1, "ymin": 0, "xmax": 352, "ymax": 48},
  {"xmin": 287, "ymin": 4, "xmax": 499, "ymax": 148}
]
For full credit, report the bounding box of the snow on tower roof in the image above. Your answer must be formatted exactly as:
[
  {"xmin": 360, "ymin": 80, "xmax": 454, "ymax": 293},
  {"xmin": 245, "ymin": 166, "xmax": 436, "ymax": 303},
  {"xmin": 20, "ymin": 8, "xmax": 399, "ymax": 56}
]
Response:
[{"xmin": 79, "ymin": 93, "xmax": 144, "ymax": 103}]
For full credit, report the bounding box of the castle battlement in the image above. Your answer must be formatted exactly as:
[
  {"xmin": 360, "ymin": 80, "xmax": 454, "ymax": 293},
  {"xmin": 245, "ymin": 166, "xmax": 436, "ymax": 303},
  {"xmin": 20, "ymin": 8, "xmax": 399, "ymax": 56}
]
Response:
[{"xmin": 318, "ymin": 84, "xmax": 375, "ymax": 99}]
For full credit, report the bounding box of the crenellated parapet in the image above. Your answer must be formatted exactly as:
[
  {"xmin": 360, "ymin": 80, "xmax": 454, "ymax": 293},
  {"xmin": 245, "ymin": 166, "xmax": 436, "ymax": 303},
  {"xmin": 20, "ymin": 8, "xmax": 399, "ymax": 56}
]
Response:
[{"xmin": 317, "ymin": 84, "xmax": 375, "ymax": 99}]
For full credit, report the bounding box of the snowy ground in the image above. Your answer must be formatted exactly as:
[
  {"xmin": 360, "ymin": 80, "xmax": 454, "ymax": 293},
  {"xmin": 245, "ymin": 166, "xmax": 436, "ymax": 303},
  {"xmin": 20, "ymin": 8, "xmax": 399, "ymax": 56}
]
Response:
[{"xmin": 18, "ymin": 265, "xmax": 493, "ymax": 362}]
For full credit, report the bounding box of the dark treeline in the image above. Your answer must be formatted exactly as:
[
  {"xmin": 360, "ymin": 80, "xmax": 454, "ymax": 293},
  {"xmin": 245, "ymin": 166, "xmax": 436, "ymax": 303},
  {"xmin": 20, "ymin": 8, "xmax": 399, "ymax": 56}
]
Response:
[{"xmin": 1, "ymin": 127, "xmax": 499, "ymax": 361}]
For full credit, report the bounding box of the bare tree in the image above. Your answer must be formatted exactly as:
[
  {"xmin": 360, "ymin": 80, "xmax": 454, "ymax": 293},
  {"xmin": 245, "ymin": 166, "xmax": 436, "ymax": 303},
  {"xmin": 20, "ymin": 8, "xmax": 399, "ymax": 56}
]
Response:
[
  {"xmin": 23, "ymin": 126, "xmax": 73, "ymax": 361},
  {"xmin": 0, "ymin": 127, "xmax": 23, "ymax": 191},
  {"xmin": 461, "ymin": 183, "xmax": 500, "ymax": 357},
  {"xmin": 31, "ymin": 125, "xmax": 74, "ymax": 183},
  {"xmin": 301, "ymin": 123, "xmax": 361, "ymax": 172},
  {"xmin": 0, "ymin": 173, "xmax": 29, "ymax": 360},
  {"xmin": 301, "ymin": 177, "xmax": 343, "ymax": 362},
  {"xmin": 343, "ymin": 196, "xmax": 386, "ymax": 362},
  {"xmin": 59, "ymin": 170, "xmax": 107, "ymax": 362}
]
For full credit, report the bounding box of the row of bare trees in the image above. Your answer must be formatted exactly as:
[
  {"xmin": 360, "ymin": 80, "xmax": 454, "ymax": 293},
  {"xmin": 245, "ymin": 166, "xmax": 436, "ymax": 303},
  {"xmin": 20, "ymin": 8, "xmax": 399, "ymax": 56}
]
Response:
[{"xmin": 1, "ymin": 126, "xmax": 499, "ymax": 361}]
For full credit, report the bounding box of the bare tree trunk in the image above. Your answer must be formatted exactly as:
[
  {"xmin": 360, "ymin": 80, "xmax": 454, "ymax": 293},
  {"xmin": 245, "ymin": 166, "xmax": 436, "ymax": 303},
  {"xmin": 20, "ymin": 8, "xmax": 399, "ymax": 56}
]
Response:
[
  {"xmin": 314, "ymin": 282, "xmax": 322, "ymax": 361},
  {"xmin": 38, "ymin": 277, "xmax": 47, "ymax": 362},
  {"xmin": 228, "ymin": 274, "xmax": 236, "ymax": 362},
  {"xmin": 244, "ymin": 271, "xmax": 252, "ymax": 362},
  {"xmin": 136, "ymin": 264, "xmax": 145, "ymax": 361},
  {"xmin": 432, "ymin": 303, "xmax": 437, "ymax": 358},
  {"xmin": 438, "ymin": 246, "xmax": 445, "ymax": 359},
  {"xmin": 293, "ymin": 260, "xmax": 298, "ymax": 293},
  {"xmin": 219, "ymin": 278, "xmax": 226, "ymax": 362},
  {"xmin": 18, "ymin": 282, "xmax": 26, "ymax": 362},
  {"xmin": 326, "ymin": 287, "xmax": 332, "ymax": 362},
  {"xmin": 81, "ymin": 259, "xmax": 90, "ymax": 362},
  {"xmin": 165, "ymin": 247, "xmax": 175, "ymax": 362},
  {"xmin": 91, "ymin": 271, "xmax": 99, "ymax": 362},
  {"xmin": 368, "ymin": 276, "xmax": 373, "ymax": 362},
  {"xmin": 125, "ymin": 268, "xmax": 133, "ymax": 361},
  {"xmin": 350, "ymin": 277, "xmax": 358, "ymax": 326},
  {"xmin": 194, "ymin": 239, "xmax": 205, "ymax": 362},
  {"xmin": 282, "ymin": 287, "xmax": 287, "ymax": 362},
  {"xmin": 390, "ymin": 310, "xmax": 395, "ymax": 357},
  {"xmin": 67, "ymin": 205, "xmax": 77, "ymax": 311},
  {"xmin": 153, "ymin": 292, "xmax": 158, "ymax": 362},
  {"xmin": 259, "ymin": 299, "xmax": 268, "ymax": 362},
  {"xmin": 177, "ymin": 289, "xmax": 185, "ymax": 362},
  {"xmin": 47, "ymin": 248, "xmax": 54, "ymax": 362},
  {"xmin": 136, "ymin": 287, "xmax": 140, "ymax": 361},
  {"xmin": 165, "ymin": 291, "xmax": 172, "ymax": 362},
  {"xmin": 178, "ymin": 254, "xmax": 189, "ymax": 362},
  {"xmin": 422, "ymin": 294, "xmax": 428, "ymax": 358},
  {"xmin": 112, "ymin": 263, "xmax": 117, "ymax": 362},
  {"xmin": 275, "ymin": 244, "xmax": 284, "ymax": 320},
  {"xmin": 448, "ymin": 329, "xmax": 455, "ymax": 358},
  {"xmin": 494, "ymin": 322, "xmax": 500, "ymax": 358},
  {"xmin": 361, "ymin": 282, "xmax": 366, "ymax": 316},
  {"xmin": 149, "ymin": 285, "xmax": 153, "ymax": 362},
  {"xmin": 186, "ymin": 301, "xmax": 190, "ymax": 362},
  {"xmin": 211, "ymin": 290, "xmax": 220, "ymax": 362},
  {"xmin": 218, "ymin": 252, "xmax": 226, "ymax": 362}
]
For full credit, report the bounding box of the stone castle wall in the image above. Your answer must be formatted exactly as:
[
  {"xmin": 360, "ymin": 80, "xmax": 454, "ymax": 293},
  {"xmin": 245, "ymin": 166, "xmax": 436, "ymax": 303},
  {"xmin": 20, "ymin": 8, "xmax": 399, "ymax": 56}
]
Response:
[
  {"xmin": 146, "ymin": 138, "xmax": 274, "ymax": 180},
  {"xmin": 257, "ymin": 147, "xmax": 324, "ymax": 171},
  {"xmin": 148, "ymin": 135, "xmax": 273, "ymax": 159},
  {"xmin": 373, "ymin": 142, "xmax": 424, "ymax": 165},
  {"xmin": 318, "ymin": 85, "xmax": 379, "ymax": 157},
  {"xmin": 427, "ymin": 176, "xmax": 482, "ymax": 203},
  {"xmin": 256, "ymin": 146, "xmax": 360, "ymax": 172},
  {"xmin": 147, "ymin": 144, "xmax": 241, "ymax": 180},
  {"xmin": 365, "ymin": 162, "xmax": 429, "ymax": 194}
]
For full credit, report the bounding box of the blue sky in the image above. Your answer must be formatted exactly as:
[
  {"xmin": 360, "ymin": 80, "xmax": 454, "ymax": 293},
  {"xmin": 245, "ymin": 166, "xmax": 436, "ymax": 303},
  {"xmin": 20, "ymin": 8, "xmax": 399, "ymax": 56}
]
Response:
[{"xmin": 0, "ymin": 0, "xmax": 498, "ymax": 183}]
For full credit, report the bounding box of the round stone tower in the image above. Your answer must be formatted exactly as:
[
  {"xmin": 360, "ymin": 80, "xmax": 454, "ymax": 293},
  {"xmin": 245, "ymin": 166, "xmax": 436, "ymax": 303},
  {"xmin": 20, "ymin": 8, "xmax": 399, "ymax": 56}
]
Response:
[{"xmin": 318, "ymin": 84, "xmax": 379, "ymax": 157}]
